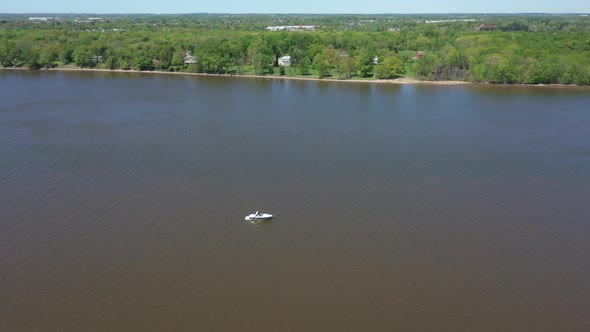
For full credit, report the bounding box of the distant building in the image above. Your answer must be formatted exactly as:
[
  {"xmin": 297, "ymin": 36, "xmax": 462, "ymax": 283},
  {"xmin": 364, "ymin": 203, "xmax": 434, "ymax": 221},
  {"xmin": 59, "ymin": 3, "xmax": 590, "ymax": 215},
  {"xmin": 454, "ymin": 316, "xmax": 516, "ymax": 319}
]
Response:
[
  {"xmin": 373, "ymin": 56, "xmax": 379, "ymax": 65},
  {"xmin": 472, "ymin": 23, "xmax": 497, "ymax": 31},
  {"xmin": 278, "ymin": 56, "xmax": 291, "ymax": 67},
  {"xmin": 29, "ymin": 17, "xmax": 54, "ymax": 22},
  {"xmin": 91, "ymin": 55, "xmax": 103, "ymax": 63},
  {"xmin": 266, "ymin": 25, "xmax": 316, "ymax": 32},
  {"xmin": 184, "ymin": 51, "xmax": 197, "ymax": 64},
  {"xmin": 416, "ymin": 51, "xmax": 425, "ymax": 59}
]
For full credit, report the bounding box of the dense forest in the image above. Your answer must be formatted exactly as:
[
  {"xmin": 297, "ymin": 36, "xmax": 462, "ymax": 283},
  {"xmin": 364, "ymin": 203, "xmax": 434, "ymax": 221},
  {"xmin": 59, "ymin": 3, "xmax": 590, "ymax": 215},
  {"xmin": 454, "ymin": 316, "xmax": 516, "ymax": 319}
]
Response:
[{"xmin": 1, "ymin": 13, "xmax": 589, "ymax": 85}]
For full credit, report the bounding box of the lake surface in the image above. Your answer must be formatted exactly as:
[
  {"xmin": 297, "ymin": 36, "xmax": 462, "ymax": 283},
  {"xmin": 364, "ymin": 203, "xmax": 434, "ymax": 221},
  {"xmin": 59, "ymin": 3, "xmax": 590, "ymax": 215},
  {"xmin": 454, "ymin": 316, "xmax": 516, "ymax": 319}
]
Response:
[{"xmin": 1, "ymin": 70, "xmax": 589, "ymax": 331}]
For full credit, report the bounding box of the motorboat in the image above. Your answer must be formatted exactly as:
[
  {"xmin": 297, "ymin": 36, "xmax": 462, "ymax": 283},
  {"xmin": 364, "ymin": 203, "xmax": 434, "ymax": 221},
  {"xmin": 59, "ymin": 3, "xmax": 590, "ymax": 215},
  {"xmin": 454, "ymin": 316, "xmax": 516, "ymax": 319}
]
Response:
[{"xmin": 245, "ymin": 211, "xmax": 273, "ymax": 221}]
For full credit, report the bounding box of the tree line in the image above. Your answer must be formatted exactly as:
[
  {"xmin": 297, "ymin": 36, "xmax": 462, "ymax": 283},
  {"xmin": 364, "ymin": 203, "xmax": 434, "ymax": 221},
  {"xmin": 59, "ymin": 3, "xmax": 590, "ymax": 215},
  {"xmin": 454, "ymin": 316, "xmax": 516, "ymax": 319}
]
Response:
[{"xmin": 1, "ymin": 14, "xmax": 589, "ymax": 84}]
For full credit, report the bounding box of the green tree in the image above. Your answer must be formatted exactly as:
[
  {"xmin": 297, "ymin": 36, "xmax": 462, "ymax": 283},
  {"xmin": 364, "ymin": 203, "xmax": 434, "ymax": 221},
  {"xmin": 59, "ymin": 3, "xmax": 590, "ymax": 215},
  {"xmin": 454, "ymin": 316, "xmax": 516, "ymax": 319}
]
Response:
[
  {"xmin": 247, "ymin": 38, "xmax": 273, "ymax": 75},
  {"xmin": 336, "ymin": 56, "xmax": 357, "ymax": 79},
  {"xmin": 375, "ymin": 55, "xmax": 405, "ymax": 79},
  {"xmin": 298, "ymin": 56, "xmax": 310, "ymax": 75},
  {"xmin": 356, "ymin": 50, "xmax": 374, "ymax": 77},
  {"xmin": 58, "ymin": 45, "xmax": 74, "ymax": 65},
  {"xmin": 415, "ymin": 52, "xmax": 441, "ymax": 80},
  {"xmin": 171, "ymin": 49, "xmax": 186, "ymax": 68},
  {"xmin": 312, "ymin": 53, "xmax": 330, "ymax": 78},
  {"xmin": 133, "ymin": 55, "xmax": 154, "ymax": 71},
  {"xmin": 444, "ymin": 48, "xmax": 469, "ymax": 80},
  {"xmin": 106, "ymin": 56, "xmax": 117, "ymax": 70},
  {"xmin": 158, "ymin": 46, "xmax": 173, "ymax": 70},
  {"xmin": 23, "ymin": 47, "xmax": 42, "ymax": 69},
  {"xmin": 39, "ymin": 45, "xmax": 58, "ymax": 68},
  {"xmin": 72, "ymin": 47, "xmax": 93, "ymax": 68},
  {"xmin": 415, "ymin": 36, "xmax": 431, "ymax": 50},
  {"xmin": 0, "ymin": 42, "xmax": 14, "ymax": 67},
  {"xmin": 289, "ymin": 46, "xmax": 306, "ymax": 75},
  {"xmin": 531, "ymin": 62, "xmax": 560, "ymax": 84}
]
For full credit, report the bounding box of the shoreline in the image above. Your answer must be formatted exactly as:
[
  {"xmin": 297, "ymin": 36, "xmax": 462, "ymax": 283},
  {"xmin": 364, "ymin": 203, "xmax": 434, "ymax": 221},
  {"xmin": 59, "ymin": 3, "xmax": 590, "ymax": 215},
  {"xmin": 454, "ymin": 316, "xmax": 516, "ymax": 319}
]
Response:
[
  {"xmin": 0, "ymin": 66, "xmax": 468, "ymax": 85},
  {"xmin": 2, "ymin": 66, "xmax": 588, "ymax": 89}
]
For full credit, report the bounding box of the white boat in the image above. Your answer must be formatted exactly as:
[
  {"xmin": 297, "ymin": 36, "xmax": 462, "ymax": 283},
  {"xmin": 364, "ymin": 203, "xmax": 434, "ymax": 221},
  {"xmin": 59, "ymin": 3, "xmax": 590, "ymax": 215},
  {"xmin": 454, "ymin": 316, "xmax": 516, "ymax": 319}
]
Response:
[{"xmin": 245, "ymin": 211, "xmax": 273, "ymax": 221}]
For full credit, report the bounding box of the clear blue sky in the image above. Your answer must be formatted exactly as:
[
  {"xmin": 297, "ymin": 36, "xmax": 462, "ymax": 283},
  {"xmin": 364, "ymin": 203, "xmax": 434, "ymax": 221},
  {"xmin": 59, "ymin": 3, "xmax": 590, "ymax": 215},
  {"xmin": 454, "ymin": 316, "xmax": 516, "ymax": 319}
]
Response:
[{"xmin": 3, "ymin": 0, "xmax": 588, "ymax": 14}]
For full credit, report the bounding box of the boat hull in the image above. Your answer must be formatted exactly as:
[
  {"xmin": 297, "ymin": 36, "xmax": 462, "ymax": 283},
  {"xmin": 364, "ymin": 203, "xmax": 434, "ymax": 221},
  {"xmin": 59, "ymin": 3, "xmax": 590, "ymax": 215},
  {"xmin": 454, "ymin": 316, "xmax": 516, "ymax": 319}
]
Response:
[{"xmin": 245, "ymin": 214, "xmax": 273, "ymax": 221}]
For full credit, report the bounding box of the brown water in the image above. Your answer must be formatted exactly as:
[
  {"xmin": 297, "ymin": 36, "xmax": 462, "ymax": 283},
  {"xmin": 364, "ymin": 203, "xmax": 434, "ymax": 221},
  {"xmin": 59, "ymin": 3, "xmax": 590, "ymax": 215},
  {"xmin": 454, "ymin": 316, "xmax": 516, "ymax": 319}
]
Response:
[{"xmin": 1, "ymin": 70, "xmax": 589, "ymax": 331}]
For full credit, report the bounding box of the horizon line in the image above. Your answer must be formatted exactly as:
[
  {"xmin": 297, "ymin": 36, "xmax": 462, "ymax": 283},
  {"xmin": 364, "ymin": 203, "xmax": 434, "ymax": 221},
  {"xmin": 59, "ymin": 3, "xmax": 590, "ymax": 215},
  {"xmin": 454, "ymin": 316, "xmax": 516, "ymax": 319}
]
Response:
[{"xmin": 2, "ymin": 12, "xmax": 589, "ymax": 15}]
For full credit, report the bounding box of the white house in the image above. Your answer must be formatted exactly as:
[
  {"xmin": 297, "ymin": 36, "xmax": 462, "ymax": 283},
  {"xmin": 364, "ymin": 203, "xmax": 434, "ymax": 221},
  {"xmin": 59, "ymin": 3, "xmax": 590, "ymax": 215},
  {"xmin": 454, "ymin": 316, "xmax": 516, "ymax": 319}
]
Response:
[
  {"xmin": 278, "ymin": 56, "xmax": 291, "ymax": 67},
  {"xmin": 266, "ymin": 25, "xmax": 316, "ymax": 32},
  {"xmin": 184, "ymin": 51, "xmax": 197, "ymax": 64},
  {"xmin": 29, "ymin": 17, "xmax": 53, "ymax": 22}
]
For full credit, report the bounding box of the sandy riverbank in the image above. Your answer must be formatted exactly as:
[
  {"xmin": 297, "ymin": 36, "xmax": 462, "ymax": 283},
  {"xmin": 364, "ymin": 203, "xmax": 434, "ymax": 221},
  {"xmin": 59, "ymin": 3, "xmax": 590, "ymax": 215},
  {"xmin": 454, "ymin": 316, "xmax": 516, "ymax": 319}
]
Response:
[
  {"xmin": 0, "ymin": 66, "xmax": 471, "ymax": 85},
  {"xmin": 3, "ymin": 66, "xmax": 589, "ymax": 89}
]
